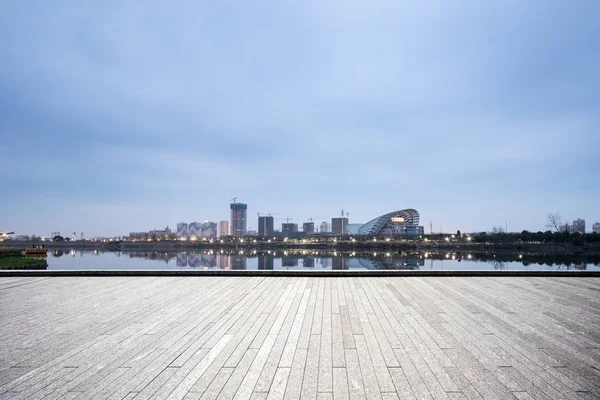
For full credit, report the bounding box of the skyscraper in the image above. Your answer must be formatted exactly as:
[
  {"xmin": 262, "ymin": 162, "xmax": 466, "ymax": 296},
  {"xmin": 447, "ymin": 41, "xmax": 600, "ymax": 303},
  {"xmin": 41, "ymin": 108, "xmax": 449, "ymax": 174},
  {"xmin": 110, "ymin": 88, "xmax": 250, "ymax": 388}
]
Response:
[
  {"xmin": 593, "ymin": 222, "xmax": 600, "ymax": 234},
  {"xmin": 282, "ymin": 223, "xmax": 298, "ymax": 233},
  {"xmin": 319, "ymin": 222, "xmax": 331, "ymax": 233},
  {"xmin": 217, "ymin": 220, "xmax": 229, "ymax": 238},
  {"xmin": 572, "ymin": 218, "xmax": 586, "ymax": 234},
  {"xmin": 303, "ymin": 222, "xmax": 314, "ymax": 233},
  {"xmin": 230, "ymin": 203, "xmax": 247, "ymax": 237},
  {"xmin": 258, "ymin": 216, "xmax": 274, "ymax": 237},
  {"xmin": 332, "ymin": 218, "xmax": 348, "ymax": 235}
]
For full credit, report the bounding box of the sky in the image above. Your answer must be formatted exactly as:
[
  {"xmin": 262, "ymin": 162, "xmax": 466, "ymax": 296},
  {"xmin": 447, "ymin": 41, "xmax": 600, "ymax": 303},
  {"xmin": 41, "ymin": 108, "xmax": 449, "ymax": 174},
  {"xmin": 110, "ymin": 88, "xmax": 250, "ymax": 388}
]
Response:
[{"xmin": 1, "ymin": 0, "xmax": 599, "ymax": 237}]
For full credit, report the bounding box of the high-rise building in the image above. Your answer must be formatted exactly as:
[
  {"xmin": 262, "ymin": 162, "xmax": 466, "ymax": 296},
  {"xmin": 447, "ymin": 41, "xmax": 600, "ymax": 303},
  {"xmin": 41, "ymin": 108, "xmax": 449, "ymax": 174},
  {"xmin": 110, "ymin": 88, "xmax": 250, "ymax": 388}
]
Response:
[
  {"xmin": 217, "ymin": 220, "xmax": 229, "ymax": 238},
  {"xmin": 230, "ymin": 203, "xmax": 247, "ymax": 237},
  {"xmin": 332, "ymin": 218, "xmax": 349, "ymax": 235},
  {"xmin": 188, "ymin": 221, "xmax": 217, "ymax": 238},
  {"xmin": 593, "ymin": 222, "xmax": 600, "ymax": 234},
  {"xmin": 258, "ymin": 216, "xmax": 274, "ymax": 237},
  {"xmin": 176, "ymin": 223, "xmax": 189, "ymax": 238},
  {"xmin": 572, "ymin": 218, "xmax": 586, "ymax": 234},
  {"xmin": 319, "ymin": 222, "xmax": 331, "ymax": 233},
  {"xmin": 282, "ymin": 223, "xmax": 298, "ymax": 233},
  {"xmin": 303, "ymin": 222, "xmax": 315, "ymax": 233}
]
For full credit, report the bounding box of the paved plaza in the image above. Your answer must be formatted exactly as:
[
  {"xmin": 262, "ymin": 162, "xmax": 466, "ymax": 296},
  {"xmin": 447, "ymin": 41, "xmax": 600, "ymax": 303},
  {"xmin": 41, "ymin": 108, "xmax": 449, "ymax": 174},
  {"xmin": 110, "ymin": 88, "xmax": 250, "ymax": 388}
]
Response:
[{"xmin": 1, "ymin": 276, "xmax": 599, "ymax": 399}]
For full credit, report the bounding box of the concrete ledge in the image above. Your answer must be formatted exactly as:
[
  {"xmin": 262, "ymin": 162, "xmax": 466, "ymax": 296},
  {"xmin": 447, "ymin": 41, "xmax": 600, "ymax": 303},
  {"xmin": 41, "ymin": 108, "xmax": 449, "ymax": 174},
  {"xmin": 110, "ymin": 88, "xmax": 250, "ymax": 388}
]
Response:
[{"xmin": 1, "ymin": 270, "xmax": 599, "ymax": 277}]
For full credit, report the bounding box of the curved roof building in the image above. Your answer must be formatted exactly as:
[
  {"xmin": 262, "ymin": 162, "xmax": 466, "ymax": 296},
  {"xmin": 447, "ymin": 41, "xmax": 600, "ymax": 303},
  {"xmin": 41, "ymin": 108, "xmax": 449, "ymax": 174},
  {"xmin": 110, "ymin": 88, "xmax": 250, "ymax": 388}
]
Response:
[{"xmin": 357, "ymin": 209, "xmax": 423, "ymax": 236}]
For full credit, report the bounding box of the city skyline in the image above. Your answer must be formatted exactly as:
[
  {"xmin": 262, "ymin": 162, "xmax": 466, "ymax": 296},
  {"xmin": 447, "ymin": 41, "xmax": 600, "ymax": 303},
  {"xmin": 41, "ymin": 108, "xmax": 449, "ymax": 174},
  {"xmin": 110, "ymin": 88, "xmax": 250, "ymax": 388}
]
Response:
[{"xmin": 1, "ymin": 1, "xmax": 599, "ymax": 237}]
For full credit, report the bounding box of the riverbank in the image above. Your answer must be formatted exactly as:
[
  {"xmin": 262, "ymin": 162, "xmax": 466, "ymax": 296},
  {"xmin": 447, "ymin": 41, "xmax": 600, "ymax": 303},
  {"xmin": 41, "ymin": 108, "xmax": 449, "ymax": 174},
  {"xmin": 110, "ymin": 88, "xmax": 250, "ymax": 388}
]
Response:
[{"xmin": 0, "ymin": 256, "xmax": 48, "ymax": 270}]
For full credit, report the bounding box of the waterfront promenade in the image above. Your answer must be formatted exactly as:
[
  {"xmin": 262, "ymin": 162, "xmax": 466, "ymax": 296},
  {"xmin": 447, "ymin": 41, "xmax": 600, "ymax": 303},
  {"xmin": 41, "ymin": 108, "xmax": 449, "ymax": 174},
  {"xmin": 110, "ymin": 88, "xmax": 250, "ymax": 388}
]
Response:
[{"xmin": 1, "ymin": 277, "xmax": 599, "ymax": 399}]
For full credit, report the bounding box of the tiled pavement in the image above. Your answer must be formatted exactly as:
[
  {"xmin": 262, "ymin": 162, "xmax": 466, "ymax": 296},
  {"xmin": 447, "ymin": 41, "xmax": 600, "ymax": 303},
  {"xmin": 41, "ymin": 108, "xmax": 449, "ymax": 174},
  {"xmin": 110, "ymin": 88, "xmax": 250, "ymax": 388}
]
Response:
[{"xmin": 1, "ymin": 277, "xmax": 599, "ymax": 399}]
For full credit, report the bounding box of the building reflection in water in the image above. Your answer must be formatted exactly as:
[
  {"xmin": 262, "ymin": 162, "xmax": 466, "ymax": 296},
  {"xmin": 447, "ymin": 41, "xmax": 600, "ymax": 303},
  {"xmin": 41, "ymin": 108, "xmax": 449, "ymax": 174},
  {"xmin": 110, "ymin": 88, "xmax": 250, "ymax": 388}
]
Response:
[
  {"xmin": 320, "ymin": 258, "xmax": 332, "ymax": 268},
  {"xmin": 282, "ymin": 257, "xmax": 298, "ymax": 267},
  {"xmin": 216, "ymin": 255, "xmax": 247, "ymax": 269},
  {"xmin": 177, "ymin": 253, "xmax": 216, "ymax": 268},
  {"xmin": 303, "ymin": 257, "xmax": 314, "ymax": 268},
  {"xmin": 258, "ymin": 255, "xmax": 274, "ymax": 270}
]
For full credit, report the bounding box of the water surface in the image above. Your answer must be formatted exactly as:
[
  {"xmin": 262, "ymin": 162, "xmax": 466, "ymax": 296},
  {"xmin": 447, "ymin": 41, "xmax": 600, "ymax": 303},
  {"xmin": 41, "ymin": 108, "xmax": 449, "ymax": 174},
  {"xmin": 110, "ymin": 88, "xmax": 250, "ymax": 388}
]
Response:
[{"xmin": 41, "ymin": 249, "xmax": 600, "ymax": 271}]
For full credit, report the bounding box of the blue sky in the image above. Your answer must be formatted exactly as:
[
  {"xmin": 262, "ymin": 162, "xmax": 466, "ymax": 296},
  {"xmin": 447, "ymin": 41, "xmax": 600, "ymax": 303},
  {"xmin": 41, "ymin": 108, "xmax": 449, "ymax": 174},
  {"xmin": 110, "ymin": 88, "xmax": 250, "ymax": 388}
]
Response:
[{"xmin": 1, "ymin": 0, "xmax": 599, "ymax": 237}]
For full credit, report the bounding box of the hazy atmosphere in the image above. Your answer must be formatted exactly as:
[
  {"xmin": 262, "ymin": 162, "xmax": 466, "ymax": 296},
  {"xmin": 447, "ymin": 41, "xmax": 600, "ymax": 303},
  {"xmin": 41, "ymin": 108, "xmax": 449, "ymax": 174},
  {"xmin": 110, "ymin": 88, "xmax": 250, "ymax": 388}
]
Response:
[{"xmin": 2, "ymin": 0, "xmax": 599, "ymax": 237}]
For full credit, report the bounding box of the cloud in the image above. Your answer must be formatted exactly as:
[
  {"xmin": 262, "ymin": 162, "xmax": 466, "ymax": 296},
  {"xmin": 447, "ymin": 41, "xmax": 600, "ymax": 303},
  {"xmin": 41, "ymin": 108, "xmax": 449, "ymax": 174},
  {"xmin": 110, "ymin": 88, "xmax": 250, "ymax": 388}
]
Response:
[{"xmin": 1, "ymin": 0, "xmax": 599, "ymax": 236}]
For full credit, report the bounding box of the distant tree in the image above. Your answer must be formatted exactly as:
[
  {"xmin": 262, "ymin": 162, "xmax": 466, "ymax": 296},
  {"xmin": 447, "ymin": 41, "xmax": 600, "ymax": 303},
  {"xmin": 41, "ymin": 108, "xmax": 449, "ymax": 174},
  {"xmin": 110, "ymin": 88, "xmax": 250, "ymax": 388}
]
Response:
[
  {"xmin": 53, "ymin": 235, "xmax": 64, "ymax": 242},
  {"xmin": 492, "ymin": 226, "xmax": 505, "ymax": 235},
  {"xmin": 456, "ymin": 230, "xmax": 461, "ymax": 237},
  {"xmin": 546, "ymin": 213, "xmax": 564, "ymax": 232}
]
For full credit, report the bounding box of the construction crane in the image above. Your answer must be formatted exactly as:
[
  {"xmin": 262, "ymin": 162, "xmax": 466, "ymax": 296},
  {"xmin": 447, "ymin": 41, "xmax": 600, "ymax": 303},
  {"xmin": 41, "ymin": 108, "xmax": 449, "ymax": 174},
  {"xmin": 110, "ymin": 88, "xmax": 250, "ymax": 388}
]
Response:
[{"xmin": 230, "ymin": 197, "xmax": 237, "ymax": 204}]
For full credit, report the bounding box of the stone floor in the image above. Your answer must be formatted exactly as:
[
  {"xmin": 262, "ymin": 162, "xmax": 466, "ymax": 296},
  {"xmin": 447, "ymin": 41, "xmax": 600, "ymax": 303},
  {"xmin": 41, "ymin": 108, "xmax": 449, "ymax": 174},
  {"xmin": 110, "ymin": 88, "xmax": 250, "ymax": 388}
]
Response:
[{"xmin": 1, "ymin": 276, "xmax": 599, "ymax": 399}]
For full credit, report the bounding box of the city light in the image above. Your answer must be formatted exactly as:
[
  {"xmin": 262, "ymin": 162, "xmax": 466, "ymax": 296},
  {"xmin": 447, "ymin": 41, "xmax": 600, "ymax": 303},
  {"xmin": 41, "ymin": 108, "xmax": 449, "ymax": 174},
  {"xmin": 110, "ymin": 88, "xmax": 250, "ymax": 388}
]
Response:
[{"xmin": 445, "ymin": 237, "xmax": 450, "ymax": 242}]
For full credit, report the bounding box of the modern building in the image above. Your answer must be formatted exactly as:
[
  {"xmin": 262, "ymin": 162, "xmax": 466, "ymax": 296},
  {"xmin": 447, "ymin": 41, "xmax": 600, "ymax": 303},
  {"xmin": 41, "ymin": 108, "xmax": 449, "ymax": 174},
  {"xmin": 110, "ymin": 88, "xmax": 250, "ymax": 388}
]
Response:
[
  {"xmin": 302, "ymin": 222, "xmax": 315, "ymax": 233},
  {"xmin": 593, "ymin": 222, "xmax": 600, "ymax": 234},
  {"xmin": 319, "ymin": 222, "xmax": 331, "ymax": 233},
  {"xmin": 230, "ymin": 203, "xmax": 247, "ymax": 237},
  {"xmin": 176, "ymin": 223, "xmax": 188, "ymax": 238},
  {"xmin": 217, "ymin": 220, "xmax": 229, "ymax": 238},
  {"xmin": 346, "ymin": 223, "xmax": 363, "ymax": 235},
  {"xmin": 176, "ymin": 221, "xmax": 216, "ymax": 239},
  {"xmin": 571, "ymin": 218, "xmax": 586, "ymax": 234},
  {"xmin": 191, "ymin": 221, "xmax": 217, "ymax": 238},
  {"xmin": 354, "ymin": 209, "xmax": 424, "ymax": 236},
  {"xmin": 282, "ymin": 223, "xmax": 299, "ymax": 233},
  {"xmin": 258, "ymin": 216, "xmax": 275, "ymax": 237},
  {"xmin": 332, "ymin": 218, "xmax": 349, "ymax": 235}
]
